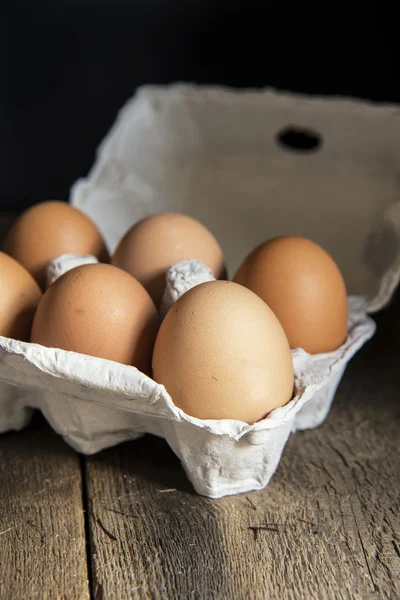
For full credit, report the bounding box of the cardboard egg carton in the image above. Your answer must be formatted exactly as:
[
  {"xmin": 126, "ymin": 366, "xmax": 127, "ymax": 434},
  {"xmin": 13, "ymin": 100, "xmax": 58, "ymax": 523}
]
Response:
[{"xmin": 1, "ymin": 84, "xmax": 399, "ymax": 498}]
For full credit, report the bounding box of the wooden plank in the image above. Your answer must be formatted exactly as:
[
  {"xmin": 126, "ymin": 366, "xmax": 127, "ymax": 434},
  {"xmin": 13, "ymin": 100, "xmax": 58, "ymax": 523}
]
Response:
[
  {"xmin": 0, "ymin": 414, "xmax": 89, "ymax": 600},
  {"xmin": 85, "ymin": 298, "xmax": 400, "ymax": 600}
]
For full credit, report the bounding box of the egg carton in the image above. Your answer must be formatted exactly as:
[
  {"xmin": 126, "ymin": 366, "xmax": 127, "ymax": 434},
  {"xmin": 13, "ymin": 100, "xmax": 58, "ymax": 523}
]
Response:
[{"xmin": 1, "ymin": 84, "xmax": 400, "ymax": 498}]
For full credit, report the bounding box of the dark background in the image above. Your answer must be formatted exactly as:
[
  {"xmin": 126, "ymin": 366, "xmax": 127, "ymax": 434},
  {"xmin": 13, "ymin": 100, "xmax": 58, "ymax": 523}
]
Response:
[{"xmin": 1, "ymin": 2, "xmax": 398, "ymax": 212}]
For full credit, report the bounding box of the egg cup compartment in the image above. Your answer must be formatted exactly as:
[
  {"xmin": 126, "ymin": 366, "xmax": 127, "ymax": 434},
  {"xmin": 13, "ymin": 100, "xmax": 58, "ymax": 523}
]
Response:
[
  {"xmin": 0, "ymin": 293, "xmax": 375, "ymax": 498},
  {"xmin": 1, "ymin": 84, "xmax": 400, "ymax": 498},
  {"xmin": 292, "ymin": 366, "xmax": 346, "ymax": 432},
  {"xmin": 291, "ymin": 297, "xmax": 376, "ymax": 431},
  {"xmin": 0, "ymin": 383, "xmax": 33, "ymax": 433}
]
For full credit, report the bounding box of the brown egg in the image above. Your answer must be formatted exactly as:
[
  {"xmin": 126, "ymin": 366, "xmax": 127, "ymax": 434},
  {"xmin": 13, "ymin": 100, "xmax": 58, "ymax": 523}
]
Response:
[
  {"xmin": 31, "ymin": 263, "xmax": 159, "ymax": 373},
  {"xmin": 234, "ymin": 236, "xmax": 348, "ymax": 354},
  {"xmin": 152, "ymin": 280, "xmax": 294, "ymax": 424},
  {"xmin": 112, "ymin": 212, "xmax": 226, "ymax": 308},
  {"xmin": 3, "ymin": 201, "xmax": 109, "ymax": 289},
  {"xmin": 0, "ymin": 252, "xmax": 42, "ymax": 340}
]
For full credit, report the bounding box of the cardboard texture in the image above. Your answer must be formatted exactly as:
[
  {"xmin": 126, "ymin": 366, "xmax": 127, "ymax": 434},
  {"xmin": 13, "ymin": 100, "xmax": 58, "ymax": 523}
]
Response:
[{"xmin": 1, "ymin": 84, "xmax": 398, "ymax": 497}]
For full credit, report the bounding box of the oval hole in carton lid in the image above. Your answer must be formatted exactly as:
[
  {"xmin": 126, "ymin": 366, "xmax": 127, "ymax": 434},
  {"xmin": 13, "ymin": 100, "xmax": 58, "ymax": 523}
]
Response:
[{"xmin": 276, "ymin": 125, "xmax": 322, "ymax": 152}]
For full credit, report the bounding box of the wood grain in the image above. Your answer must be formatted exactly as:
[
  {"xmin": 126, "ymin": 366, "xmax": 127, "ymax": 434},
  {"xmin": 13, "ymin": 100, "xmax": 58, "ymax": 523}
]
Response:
[
  {"xmin": 85, "ymin": 298, "xmax": 400, "ymax": 600},
  {"xmin": 0, "ymin": 414, "xmax": 89, "ymax": 600}
]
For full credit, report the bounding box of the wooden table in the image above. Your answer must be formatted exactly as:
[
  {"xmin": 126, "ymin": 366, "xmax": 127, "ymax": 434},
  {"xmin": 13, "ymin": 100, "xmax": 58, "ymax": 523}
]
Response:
[{"xmin": 0, "ymin": 250, "xmax": 399, "ymax": 599}]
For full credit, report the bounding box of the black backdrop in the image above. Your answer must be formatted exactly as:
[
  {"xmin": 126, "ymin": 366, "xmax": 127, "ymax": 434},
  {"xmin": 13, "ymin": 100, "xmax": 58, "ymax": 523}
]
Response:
[{"xmin": 1, "ymin": 2, "xmax": 398, "ymax": 212}]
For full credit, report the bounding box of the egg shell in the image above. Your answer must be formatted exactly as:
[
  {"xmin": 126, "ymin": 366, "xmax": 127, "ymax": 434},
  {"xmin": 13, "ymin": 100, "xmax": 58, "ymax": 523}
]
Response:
[
  {"xmin": 152, "ymin": 280, "xmax": 294, "ymax": 424},
  {"xmin": 112, "ymin": 212, "xmax": 226, "ymax": 308},
  {"xmin": 31, "ymin": 263, "xmax": 159, "ymax": 373},
  {"xmin": 3, "ymin": 201, "xmax": 109, "ymax": 289},
  {"xmin": 234, "ymin": 236, "xmax": 348, "ymax": 354},
  {"xmin": 0, "ymin": 252, "xmax": 42, "ymax": 341}
]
